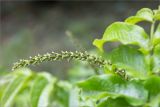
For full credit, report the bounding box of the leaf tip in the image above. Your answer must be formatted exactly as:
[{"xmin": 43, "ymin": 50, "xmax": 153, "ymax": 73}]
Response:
[{"xmin": 93, "ymin": 39, "xmax": 106, "ymax": 52}]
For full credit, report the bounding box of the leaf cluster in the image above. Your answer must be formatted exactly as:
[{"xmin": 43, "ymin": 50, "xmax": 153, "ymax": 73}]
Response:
[{"xmin": 0, "ymin": 7, "xmax": 160, "ymax": 107}]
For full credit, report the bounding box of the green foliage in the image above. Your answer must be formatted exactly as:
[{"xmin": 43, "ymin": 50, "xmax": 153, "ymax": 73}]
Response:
[
  {"xmin": 97, "ymin": 97, "xmax": 131, "ymax": 107},
  {"xmin": 77, "ymin": 74, "xmax": 148, "ymax": 106},
  {"xmin": 30, "ymin": 73, "xmax": 56, "ymax": 107},
  {"xmin": 153, "ymin": 24, "xmax": 160, "ymax": 45},
  {"xmin": 0, "ymin": 68, "xmax": 71, "ymax": 107},
  {"xmin": 93, "ymin": 22, "xmax": 149, "ymax": 52},
  {"xmin": 125, "ymin": 8, "xmax": 154, "ymax": 24},
  {"xmin": 105, "ymin": 46, "xmax": 149, "ymax": 78},
  {"xmin": 1, "ymin": 69, "xmax": 32, "ymax": 107},
  {"xmin": 0, "ymin": 7, "xmax": 160, "ymax": 107},
  {"xmin": 153, "ymin": 44, "xmax": 160, "ymax": 74}
]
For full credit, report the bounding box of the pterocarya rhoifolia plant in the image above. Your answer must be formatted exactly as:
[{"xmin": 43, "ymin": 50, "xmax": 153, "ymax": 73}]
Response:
[{"xmin": 0, "ymin": 7, "xmax": 160, "ymax": 107}]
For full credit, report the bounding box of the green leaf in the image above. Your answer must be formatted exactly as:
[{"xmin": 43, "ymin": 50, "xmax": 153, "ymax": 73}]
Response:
[
  {"xmin": 51, "ymin": 81, "xmax": 72, "ymax": 107},
  {"xmin": 0, "ymin": 74, "xmax": 14, "ymax": 100},
  {"xmin": 30, "ymin": 72, "xmax": 56, "ymax": 107},
  {"xmin": 153, "ymin": 6, "xmax": 160, "ymax": 21},
  {"xmin": 154, "ymin": 11, "xmax": 160, "ymax": 21},
  {"xmin": 105, "ymin": 45, "xmax": 149, "ymax": 78},
  {"xmin": 69, "ymin": 88, "xmax": 80, "ymax": 107},
  {"xmin": 144, "ymin": 76, "xmax": 160, "ymax": 107},
  {"xmin": 148, "ymin": 94, "xmax": 160, "ymax": 107},
  {"xmin": 152, "ymin": 44, "xmax": 160, "ymax": 73},
  {"xmin": 93, "ymin": 22, "xmax": 149, "ymax": 52},
  {"xmin": 125, "ymin": 8, "xmax": 153, "ymax": 24},
  {"xmin": 153, "ymin": 24, "xmax": 160, "ymax": 46},
  {"xmin": 13, "ymin": 88, "xmax": 31, "ymax": 107},
  {"xmin": 77, "ymin": 74, "xmax": 148, "ymax": 106},
  {"xmin": 1, "ymin": 68, "xmax": 32, "ymax": 107},
  {"xmin": 144, "ymin": 76, "xmax": 160, "ymax": 98},
  {"xmin": 77, "ymin": 74, "xmax": 124, "ymax": 92},
  {"xmin": 97, "ymin": 97, "xmax": 131, "ymax": 107}
]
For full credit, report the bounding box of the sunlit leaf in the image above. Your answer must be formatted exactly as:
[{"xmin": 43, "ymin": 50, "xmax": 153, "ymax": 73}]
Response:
[
  {"xmin": 152, "ymin": 44, "xmax": 160, "ymax": 74},
  {"xmin": 93, "ymin": 22, "xmax": 149, "ymax": 52},
  {"xmin": 144, "ymin": 76, "xmax": 160, "ymax": 98},
  {"xmin": 51, "ymin": 81, "xmax": 72, "ymax": 107},
  {"xmin": 77, "ymin": 74, "xmax": 148, "ymax": 106},
  {"xmin": 105, "ymin": 45, "xmax": 149, "ymax": 78},
  {"xmin": 13, "ymin": 89, "xmax": 31, "ymax": 107},
  {"xmin": 147, "ymin": 94, "xmax": 160, "ymax": 107},
  {"xmin": 1, "ymin": 68, "xmax": 32, "ymax": 107},
  {"xmin": 97, "ymin": 97, "xmax": 131, "ymax": 107},
  {"xmin": 69, "ymin": 88, "xmax": 80, "ymax": 107},
  {"xmin": 30, "ymin": 72, "xmax": 56, "ymax": 107},
  {"xmin": 153, "ymin": 24, "xmax": 160, "ymax": 46},
  {"xmin": 144, "ymin": 76, "xmax": 160, "ymax": 107},
  {"xmin": 125, "ymin": 8, "xmax": 153, "ymax": 24},
  {"xmin": 153, "ymin": 6, "xmax": 160, "ymax": 21}
]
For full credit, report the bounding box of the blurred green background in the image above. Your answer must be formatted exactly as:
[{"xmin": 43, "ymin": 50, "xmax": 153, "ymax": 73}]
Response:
[{"xmin": 0, "ymin": 1, "xmax": 159, "ymax": 79}]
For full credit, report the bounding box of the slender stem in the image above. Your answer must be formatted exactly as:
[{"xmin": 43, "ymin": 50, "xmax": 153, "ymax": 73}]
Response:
[
  {"xmin": 148, "ymin": 20, "xmax": 156, "ymax": 75},
  {"xmin": 150, "ymin": 20, "xmax": 155, "ymax": 45}
]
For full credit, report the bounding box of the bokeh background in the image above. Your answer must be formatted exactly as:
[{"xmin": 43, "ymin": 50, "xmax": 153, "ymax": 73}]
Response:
[{"xmin": 0, "ymin": 1, "xmax": 159, "ymax": 79}]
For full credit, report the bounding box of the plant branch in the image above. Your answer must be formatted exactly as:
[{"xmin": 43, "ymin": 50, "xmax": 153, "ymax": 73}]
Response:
[
  {"xmin": 148, "ymin": 20, "xmax": 156, "ymax": 74},
  {"xmin": 150, "ymin": 20, "xmax": 155, "ymax": 46}
]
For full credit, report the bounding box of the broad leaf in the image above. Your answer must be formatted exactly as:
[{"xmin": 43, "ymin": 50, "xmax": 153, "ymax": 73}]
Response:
[
  {"xmin": 77, "ymin": 74, "xmax": 148, "ymax": 106},
  {"xmin": 97, "ymin": 97, "xmax": 131, "ymax": 107},
  {"xmin": 144, "ymin": 76, "xmax": 160, "ymax": 98},
  {"xmin": 0, "ymin": 74, "xmax": 14, "ymax": 100},
  {"xmin": 153, "ymin": 6, "xmax": 160, "ymax": 21},
  {"xmin": 30, "ymin": 72, "xmax": 56, "ymax": 107},
  {"xmin": 13, "ymin": 88, "xmax": 31, "ymax": 107},
  {"xmin": 154, "ymin": 11, "xmax": 160, "ymax": 21},
  {"xmin": 51, "ymin": 81, "xmax": 71, "ymax": 107},
  {"xmin": 1, "ymin": 68, "xmax": 32, "ymax": 107},
  {"xmin": 147, "ymin": 94, "xmax": 160, "ymax": 107},
  {"xmin": 69, "ymin": 88, "xmax": 80, "ymax": 107},
  {"xmin": 153, "ymin": 24, "xmax": 160, "ymax": 46},
  {"xmin": 93, "ymin": 22, "xmax": 149, "ymax": 52},
  {"xmin": 105, "ymin": 45, "xmax": 149, "ymax": 78},
  {"xmin": 144, "ymin": 76, "xmax": 160, "ymax": 107},
  {"xmin": 152, "ymin": 44, "xmax": 160, "ymax": 73},
  {"xmin": 125, "ymin": 8, "xmax": 153, "ymax": 24}
]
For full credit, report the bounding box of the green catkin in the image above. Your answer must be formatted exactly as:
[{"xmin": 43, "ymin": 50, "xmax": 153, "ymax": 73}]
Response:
[
  {"xmin": 12, "ymin": 51, "xmax": 128, "ymax": 80},
  {"xmin": 12, "ymin": 51, "xmax": 106, "ymax": 70}
]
